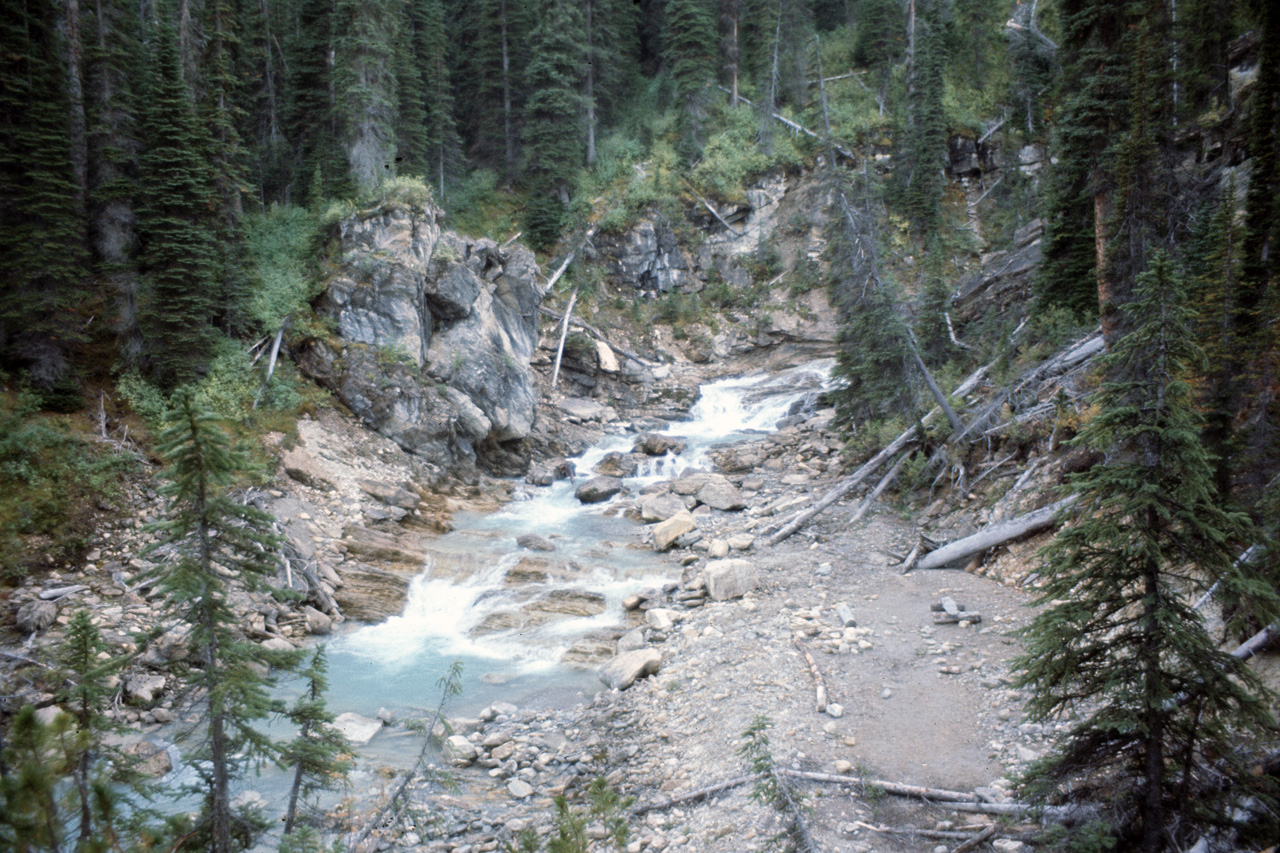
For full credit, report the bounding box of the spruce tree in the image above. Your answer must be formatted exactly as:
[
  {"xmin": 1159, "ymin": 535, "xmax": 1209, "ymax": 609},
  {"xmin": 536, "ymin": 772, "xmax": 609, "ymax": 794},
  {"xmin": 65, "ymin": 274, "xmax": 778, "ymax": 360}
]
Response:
[
  {"xmin": 852, "ymin": 0, "xmax": 902, "ymax": 105},
  {"xmin": 283, "ymin": 0, "xmax": 347, "ymax": 203},
  {"xmin": 522, "ymin": 0, "xmax": 586, "ymax": 249},
  {"xmin": 0, "ymin": 706, "xmax": 67, "ymax": 850},
  {"xmin": 0, "ymin": 0, "xmax": 94, "ymax": 388},
  {"xmin": 146, "ymin": 388, "xmax": 296, "ymax": 853},
  {"xmin": 1014, "ymin": 253, "xmax": 1280, "ymax": 851},
  {"xmin": 663, "ymin": 0, "xmax": 718, "ymax": 158},
  {"xmin": 135, "ymin": 18, "xmax": 224, "ymax": 387},
  {"xmin": 899, "ymin": 0, "xmax": 948, "ymax": 238},
  {"xmin": 280, "ymin": 647, "xmax": 352, "ymax": 837},
  {"xmin": 416, "ymin": 0, "xmax": 462, "ymax": 197},
  {"xmin": 333, "ymin": 0, "xmax": 401, "ymax": 193}
]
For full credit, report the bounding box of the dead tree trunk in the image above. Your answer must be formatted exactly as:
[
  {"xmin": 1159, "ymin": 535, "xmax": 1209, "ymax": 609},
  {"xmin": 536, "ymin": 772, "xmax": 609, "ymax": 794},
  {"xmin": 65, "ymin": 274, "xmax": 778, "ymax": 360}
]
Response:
[
  {"xmin": 912, "ymin": 496, "xmax": 1077, "ymax": 571},
  {"xmin": 549, "ymin": 288, "xmax": 578, "ymax": 390}
]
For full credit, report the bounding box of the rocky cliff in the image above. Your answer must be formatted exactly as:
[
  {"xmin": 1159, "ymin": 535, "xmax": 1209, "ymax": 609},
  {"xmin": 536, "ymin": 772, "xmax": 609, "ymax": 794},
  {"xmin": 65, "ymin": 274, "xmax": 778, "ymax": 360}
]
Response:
[{"xmin": 296, "ymin": 198, "xmax": 543, "ymax": 480}]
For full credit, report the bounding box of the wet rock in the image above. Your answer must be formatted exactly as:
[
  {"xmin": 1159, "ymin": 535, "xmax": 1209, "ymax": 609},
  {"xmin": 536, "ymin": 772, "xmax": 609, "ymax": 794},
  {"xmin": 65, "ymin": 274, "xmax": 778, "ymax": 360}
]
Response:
[
  {"xmin": 516, "ymin": 533, "xmax": 557, "ymax": 552},
  {"xmin": 15, "ymin": 600, "xmax": 57, "ymax": 633},
  {"xmin": 592, "ymin": 452, "xmax": 639, "ymax": 478},
  {"xmin": 302, "ymin": 605, "xmax": 333, "ymax": 635},
  {"xmin": 333, "ymin": 712, "xmax": 384, "ymax": 746},
  {"xmin": 342, "ymin": 525, "xmax": 430, "ymax": 565},
  {"xmin": 633, "ymin": 434, "xmax": 687, "ymax": 456},
  {"xmin": 527, "ymin": 459, "xmax": 576, "ymax": 486},
  {"xmin": 576, "ymin": 476, "xmax": 623, "ymax": 504},
  {"xmin": 561, "ymin": 638, "xmax": 618, "ymax": 668},
  {"xmin": 332, "ymin": 562, "xmax": 413, "ymax": 622},
  {"xmin": 705, "ymin": 559, "xmax": 758, "ymax": 601},
  {"xmin": 599, "ymin": 649, "xmax": 662, "ymax": 690},
  {"xmin": 652, "ymin": 511, "xmax": 697, "ymax": 551},
  {"xmin": 124, "ymin": 741, "xmax": 173, "ymax": 777}
]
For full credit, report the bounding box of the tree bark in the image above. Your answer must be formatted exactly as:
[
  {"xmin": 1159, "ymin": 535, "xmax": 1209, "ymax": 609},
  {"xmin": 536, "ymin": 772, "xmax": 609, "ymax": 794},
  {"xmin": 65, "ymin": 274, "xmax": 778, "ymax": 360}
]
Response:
[
  {"xmin": 913, "ymin": 496, "xmax": 1077, "ymax": 571},
  {"xmin": 584, "ymin": 0, "xmax": 596, "ymax": 165}
]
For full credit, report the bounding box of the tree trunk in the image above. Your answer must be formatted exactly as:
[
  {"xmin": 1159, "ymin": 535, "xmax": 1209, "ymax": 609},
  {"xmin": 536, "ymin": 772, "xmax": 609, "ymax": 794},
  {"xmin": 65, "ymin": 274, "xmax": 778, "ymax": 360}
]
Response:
[
  {"xmin": 913, "ymin": 497, "xmax": 1077, "ymax": 571},
  {"xmin": 585, "ymin": 0, "xmax": 596, "ymax": 164},
  {"xmin": 500, "ymin": 0, "xmax": 515, "ymax": 184},
  {"xmin": 64, "ymin": 0, "xmax": 88, "ymax": 214},
  {"xmin": 550, "ymin": 288, "xmax": 578, "ymax": 390},
  {"xmin": 1096, "ymin": 191, "xmax": 1118, "ymax": 346}
]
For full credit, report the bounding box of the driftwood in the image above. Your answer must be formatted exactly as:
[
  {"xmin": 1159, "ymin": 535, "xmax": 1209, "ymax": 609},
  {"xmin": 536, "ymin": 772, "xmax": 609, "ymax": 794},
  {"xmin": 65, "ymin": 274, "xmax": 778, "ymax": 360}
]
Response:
[
  {"xmin": 549, "ymin": 287, "xmax": 578, "ymax": 390},
  {"xmin": 631, "ymin": 775, "xmax": 754, "ymax": 816},
  {"xmin": 834, "ymin": 603, "xmax": 857, "ymax": 628},
  {"xmin": 912, "ymin": 496, "xmax": 1077, "ymax": 572},
  {"xmin": 793, "ymin": 639, "xmax": 829, "ymax": 712},
  {"xmin": 767, "ymin": 363, "xmax": 991, "ymax": 546}
]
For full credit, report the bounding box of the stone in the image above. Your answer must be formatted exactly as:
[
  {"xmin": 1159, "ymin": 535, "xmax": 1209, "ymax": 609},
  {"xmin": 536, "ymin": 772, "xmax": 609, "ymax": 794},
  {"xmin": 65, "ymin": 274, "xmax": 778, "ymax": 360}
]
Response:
[
  {"xmin": 333, "ymin": 712, "xmax": 384, "ymax": 746},
  {"xmin": 482, "ymin": 730, "xmax": 512, "ymax": 749},
  {"xmin": 596, "ymin": 341, "xmax": 620, "ymax": 373},
  {"xmin": 516, "ymin": 533, "xmax": 557, "ymax": 552},
  {"xmin": 527, "ymin": 458, "xmax": 576, "ymax": 486},
  {"xmin": 556, "ymin": 398, "xmax": 606, "ymax": 421},
  {"xmin": 15, "ymin": 600, "xmax": 57, "ymax": 633},
  {"xmin": 992, "ymin": 842, "xmax": 1029, "ymax": 853},
  {"xmin": 261, "ymin": 637, "xmax": 296, "ymax": 652},
  {"xmin": 616, "ymin": 628, "xmax": 647, "ymax": 652},
  {"xmin": 599, "ymin": 649, "xmax": 662, "ymax": 690},
  {"xmin": 696, "ymin": 477, "xmax": 746, "ymax": 511},
  {"xmin": 507, "ymin": 778, "xmax": 535, "ymax": 799},
  {"xmin": 707, "ymin": 539, "xmax": 730, "ymax": 558},
  {"xmin": 645, "ymin": 609, "xmax": 678, "ymax": 631},
  {"xmin": 444, "ymin": 734, "xmax": 478, "ymax": 766},
  {"xmin": 704, "ymin": 559, "xmax": 758, "ymax": 601},
  {"xmin": 825, "ymin": 703, "xmax": 844, "ymax": 719},
  {"xmin": 302, "ymin": 605, "xmax": 333, "ymax": 635},
  {"xmin": 124, "ymin": 741, "xmax": 173, "ymax": 777},
  {"xmin": 126, "ymin": 674, "xmax": 166, "ymax": 705},
  {"xmin": 592, "ymin": 452, "xmax": 639, "ymax": 478},
  {"xmin": 834, "ymin": 760, "xmax": 854, "ymax": 774},
  {"xmin": 670, "ymin": 472, "xmax": 715, "ymax": 496},
  {"xmin": 576, "ymin": 476, "xmax": 623, "ymax": 504},
  {"xmin": 151, "ymin": 707, "xmax": 176, "ymax": 724},
  {"xmin": 727, "ymin": 533, "xmax": 755, "ymax": 551},
  {"xmin": 633, "ymin": 434, "xmax": 687, "ymax": 456},
  {"xmin": 652, "ymin": 510, "xmax": 697, "ymax": 551},
  {"xmin": 358, "ymin": 479, "xmax": 420, "ymax": 509},
  {"xmin": 281, "ymin": 447, "xmax": 336, "ymax": 491},
  {"xmin": 640, "ymin": 494, "xmax": 687, "ymax": 523}
]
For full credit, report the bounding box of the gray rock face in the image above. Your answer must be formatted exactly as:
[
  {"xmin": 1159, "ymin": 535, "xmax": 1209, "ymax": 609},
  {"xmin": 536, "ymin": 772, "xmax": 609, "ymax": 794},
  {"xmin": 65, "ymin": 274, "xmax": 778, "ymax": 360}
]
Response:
[
  {"xmin": 606, "ymin": 218, "xmax": 691, "ymax": 295},
  {"xmin": 303, "ymin": 200, "xmax": 543, "ymax": 478}
]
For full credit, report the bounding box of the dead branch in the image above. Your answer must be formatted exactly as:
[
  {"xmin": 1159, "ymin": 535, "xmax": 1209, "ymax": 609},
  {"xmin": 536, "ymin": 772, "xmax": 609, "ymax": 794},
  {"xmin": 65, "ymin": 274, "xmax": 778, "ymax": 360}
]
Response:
[
  {"xmin": 693, "ymin": 191, "xmax": 745, "ymax": 237},
  {"xmin": 847, "ymin": 450, "xmax": 912, "ymax": 526},
  {"xmin": 538, "ymin": 306, "xmax": 658, "ymax": 368},
  {"xmin": 550, "ymin": 287, "xmax": 578, "ymax": 390},
  {"xmin": 945, "ymin": 312, "xmax": 973, "ymax": 350},
  {"xmin": 912, "ymin": 496, "xmax": 1077, "ymax": 572},
  {"xmin": 631, "ymin": 775, "xmax": 754, "ymax": 816},
  {"xmin": 543, "ymin": 227, "xmax": 596, "ymax": 294},
  {"xmin": 792, "ymin": 639, "xmax": 829, "ymax": 712},
  {"xmin": 716, "ymin": 87, "xmax": 856, "ymax": 162}
]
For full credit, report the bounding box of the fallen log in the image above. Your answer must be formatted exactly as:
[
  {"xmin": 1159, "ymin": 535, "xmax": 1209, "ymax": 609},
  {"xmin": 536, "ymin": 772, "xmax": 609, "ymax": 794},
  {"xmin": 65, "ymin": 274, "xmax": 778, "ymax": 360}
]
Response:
[
  {"xmin": 846, "ymin": 450, "xmax": 912, "ymax": 527},
  {"xmin": 538, "ymin": 306, "xmax": 657, "ymax": 368},
  {"xmin": 767, "ymin": 363, "xmax": 991, "ymax": 546},
  {"xmin": 778, "ymin": 769, "xmax": 978, "ymax": 802},
  {"xmin": 631, "ymin": 775, "xmax": 753, "ymax": 816},
  {"xmin": 549, "ymin": 287, "xmax": 578, "ymax": 390},
  {"xmin": 912, "ymin": 496, "xmax": 1077, "ymax": 572},
  {"xmin": 951, "ymin": 824, "xmax": 997, "ymax": 853}
]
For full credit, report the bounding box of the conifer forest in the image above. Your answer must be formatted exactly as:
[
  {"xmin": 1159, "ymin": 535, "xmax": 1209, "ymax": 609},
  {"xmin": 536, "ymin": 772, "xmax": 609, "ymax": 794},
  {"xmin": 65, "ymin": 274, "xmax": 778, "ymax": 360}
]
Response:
[{"xmin": 2, "ymin": 0, "xmax": 1280, "ymax": 851}]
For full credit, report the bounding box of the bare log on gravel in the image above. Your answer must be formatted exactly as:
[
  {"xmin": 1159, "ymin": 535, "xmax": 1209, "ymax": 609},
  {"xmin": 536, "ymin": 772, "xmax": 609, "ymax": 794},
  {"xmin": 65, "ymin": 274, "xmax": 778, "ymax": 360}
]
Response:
[
  {"xmin": 950, "ymin": 824, "xmax": 998, "ymax": 853},
  {"xmin": 778, "ymin": 770, "xmax": 978, "ymax": 803},
  {"xmin": 793, "ymin": 639, "xmax": 829, "ymax": 712},
  {"xmin": 631, "ymin": 775, "xmax": 754, "ymax": 816},
  {"xmin": 911, "ymin": 496, "xmax": 1077, "ymax": 572}
]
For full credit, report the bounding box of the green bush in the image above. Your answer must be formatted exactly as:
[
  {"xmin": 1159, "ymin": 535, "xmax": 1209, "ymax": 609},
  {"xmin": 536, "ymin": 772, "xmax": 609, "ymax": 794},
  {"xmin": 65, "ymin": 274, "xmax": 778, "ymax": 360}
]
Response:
[
  {"xmin": 0, "ymin": 390, "xmax": 133, "ymax": 578},
  {"xmin": 243, "ymin": 205, "xmax": 322, "ymax": 332}
]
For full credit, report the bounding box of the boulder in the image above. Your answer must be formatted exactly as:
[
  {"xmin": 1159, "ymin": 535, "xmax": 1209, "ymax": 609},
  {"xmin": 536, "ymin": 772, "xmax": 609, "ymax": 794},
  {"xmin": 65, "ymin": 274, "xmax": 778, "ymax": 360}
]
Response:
[
  {"xmin": 507, "ymin": 779, "xmax": 535, "ymax": 799},
  {"xmin": 281, "ymin": 446, "xmax": 336, "ymax": 491},
  {"xmin": 592, "ymin": 452, "xmax": 639, "ymax": 478},
  {"xmin": 645, "ymin": 608, "xmax": 678, "ymax": 631},
  {"xmin": 705, "ymin": 559, "xmax": 759, "ymax": 601},
  {"xmin": 15, "ymin": 600, "xmax": 57, "ymax": 633},
  {"xmin": 526, "ymin": 458, "xmax": 576, "ymax": 486},
  {"xmin": 652, "ymin": 510, "xmax": 697, "ymax": 551},
  {"xmin": 302, "ymin": 605, "xmax": 333, "ymax": 635},
  {"xmin": 556, "ymin": 398, "xmax": 606, "ymax": 421},
  {"xmin": 516, "ymin": 533, "xmax": 557, "ymax": 552},
  {"xmin": 125, "ymin": 674, "xmax": 166, "ymax": 705},
  {"xmin": 633, "ymin": 434, "xmax": 687, "ymax": 456},
  {"xmin": 333, "ymin": 712, "xmax": 384, "ymax": 746},
  {"xmin": 124, "ymin": 741, "xmax": 174, "ymax": 777},
  {"xmin": 670, "ymin": 472, "xmax": 715, "ymax": 496},
  {"xmin": 358, "ymin": 479, "xmax": 420, "ymax": 509},
  {"xmin": 727, "ymin": 533, "xmax": 756, "ymax": 551},
  {"xmin": 560, "ymin": 637, "xmax": 617, "ymax": 668},
  {"xmin": 443, "ymin": 734, "xmax": 478, "ymax": 766},
  {"xmin": 598, "ymin": 648, "xmax": 662, "ymax": 690},
  {"xmin": 575, "ymin": 476, "xmax": 623, "ymax": 504},
  {"xmin": 696, "ymin": 476, "xmax": 746, "ymax": 511},
  {"xmin": 640, "ymin": 493, "xmax": 687, "ymax": 523}
]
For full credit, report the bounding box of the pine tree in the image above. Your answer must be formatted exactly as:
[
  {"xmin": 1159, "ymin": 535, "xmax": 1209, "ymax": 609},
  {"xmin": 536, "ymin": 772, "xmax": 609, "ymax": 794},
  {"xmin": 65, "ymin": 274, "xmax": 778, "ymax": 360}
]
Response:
[
  {"xmin": 283, "ymin": 0, "xmax": 347, "ymax": 203},
  {"xmin": 135, "ymin": 18, "xmax": 224, "ymax": 387},
  {"xmin": 452, "ymin": 0, "xmax": 531, "ymax": 183},
  {"xmin": 0, "ymin": 0, "xmax": 94, "ymax": 389},
  {"xmin": 0, "ymin": 706, "xmax": 68, "ymax": 850},
  {"xmin": 899, "ymin": 0, "xmax": 948, "ymax": 237},
  {"xmin": 416, "ymin": 0, "xmax": 462, "ymax": 197},
  {"xmin": 1014, "ymin": 253, "xmax": 1280, "ymax": 851},
  {"xmin": 522, "ymin": 0, "xmax": 586, "ymax": 249},
  {"xmin": 280, "ymin": 647, "xmax": 352, "ymax": 836},
  {"xmin": 852, "ymin": 0, "xmax": 902, "ymax": 105},
  {"xmin": 146, "ymin": 388, "xmax": 297, "ymax": 853},
  {"xmin": 663, "ymin": 0, "xmax": 718, "ymax": 157}
]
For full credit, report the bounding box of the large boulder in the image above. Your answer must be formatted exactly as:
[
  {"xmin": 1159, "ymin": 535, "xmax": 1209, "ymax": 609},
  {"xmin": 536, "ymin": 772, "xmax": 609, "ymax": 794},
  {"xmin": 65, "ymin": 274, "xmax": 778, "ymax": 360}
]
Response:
[
  {"xmin": 303, "ymin": 200, "xmax": 543, "ymax": 478},
  {"xmin": 705, "ymin": 559, "xmax": 759, "ymax": 601},
  {"xmin": 15, "ymin": 600, "xmax": 57, "ymax": 633},
  {"xmin": 575, "ymin": 476, "xmax": 623, "ymax": 504},
  {"xmin": 652, "ymin": 510, "xmax": 697, "ymax": 550},
  {"xmin": 599, "ymin": 649, "xmax": 662, "ymax": 690},
  {"xmin": 640, "ymin": 493, "xmax": 687, "ymax": 523},
  {"xmin": 696, "ymin": 476, "xmax": 746, "ymax": 511},
  {"xmin": 592, "ymin": 452, "xmax": 640, "ymax": 478}
]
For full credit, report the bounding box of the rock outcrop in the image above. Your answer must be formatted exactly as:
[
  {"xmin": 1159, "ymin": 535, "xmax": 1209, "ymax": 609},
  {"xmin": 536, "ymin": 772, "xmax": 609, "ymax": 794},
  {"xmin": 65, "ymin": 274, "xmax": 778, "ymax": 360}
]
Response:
[{"xmin": 298, "ymin": 197, "xmax": 543, "ymax": 479}]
